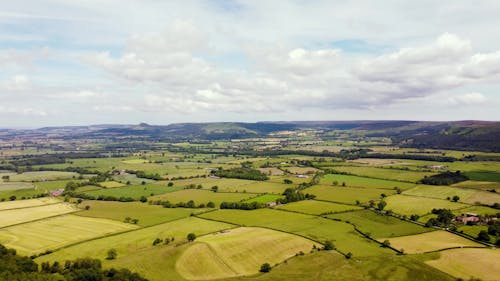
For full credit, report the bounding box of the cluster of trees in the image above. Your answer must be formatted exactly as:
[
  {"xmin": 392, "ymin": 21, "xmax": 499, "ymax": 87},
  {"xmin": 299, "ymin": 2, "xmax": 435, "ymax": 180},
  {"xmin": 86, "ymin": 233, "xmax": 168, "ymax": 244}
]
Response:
[
  {"xmin": 420, "ymin": 171, "xmax": 469, "ymax": 185},
  {"xmin": 277, "ymin": 188, "xmax": 316, "ymax": 204},
  {"xmin": 149, "ymin": 200, "xmax": 216, "ymax": 209},
  {"xmin": 152, "ymin": 237, "xmax": 174, "ymax": 246},
  {"xmin": 126, "ymin": 170, "xmax": 163, "ymax": 180},
  {"xmin": 211, "ymin": 165, "xmax": 269, "ymax": 181},
  {"xmin": 0, "ymin": 244, "xmax": 148, "ymax": 280},
  {"xmin": 70, "ymin": 192, "xmax": 136, "ymax": 202},
  {"xmin": 220, "ymin": 201, "xmax": 266, "ymax": 210},
  {"xmin": 425, "ymin": 209, "xmax": 454, "ymax": 227}
]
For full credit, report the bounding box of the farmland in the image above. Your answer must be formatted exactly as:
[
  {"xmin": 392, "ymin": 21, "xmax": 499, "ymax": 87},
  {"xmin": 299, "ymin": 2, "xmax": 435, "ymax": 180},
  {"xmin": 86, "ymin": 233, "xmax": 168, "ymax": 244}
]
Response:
[
  {"xmin": 384, "ymin": 195, "xmax": 466, "ymax": 216},
  {"xmin": 149, "ymin": 189, "xmax": 256, "ymax": 206},
  {"xmin": 277, "ymin": 200, "xmax": 362, "ymax": 215},
  {"xmin": 0, "ymin": 202, "xmax": 77, "ymax": 228},
  {"xmin": 307, "ymin": 185, "xmax": 396, "ymax": 205}
]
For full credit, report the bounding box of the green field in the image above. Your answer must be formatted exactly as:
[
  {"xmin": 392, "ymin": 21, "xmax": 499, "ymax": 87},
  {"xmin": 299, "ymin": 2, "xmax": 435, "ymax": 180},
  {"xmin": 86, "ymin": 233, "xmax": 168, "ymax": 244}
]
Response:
[
  {"xmin": 384, "ymin": 195, "xmax": 467, "ymax": 216},
  {"xmin": 176, "ymin": 227, "xmax": 320, "ymax": 280},
  {"xmin": 307, "ymin": 185, "xmax": 396, "ymax": 205},
  {"xmin": 277, "ymin": 200, "xmax": 362, "ymax": 215},
  {"xmin": 327, "ymin": 210, "xmax": 432, "ymax": 238},
  {"xmin": 3, "ymin": 171, "xmax": 80, "ymax": 182},
  {"xmin": 0, "ymin": 214, "xmax": 138, "ymax": 255},
  {"xmin": 76, "ymin": 200, "xmax": 210, "ymax": 226},
  {"xmin": 0, "ymin": 182, "xmax": 34, "ymax": 191},
  {"xmin": 83, "ymin": 183, "xmax": 182, "ymax": 200},
  {"xmin": 321, "ymin": 174, "xmax": 416, "ymax": 190},
  {"xmin": 0, "ymin": 202, "xmax": 77, "ymax": 228},
  {"xmin": 452, "ymin": 180, "xmax": 500, "ymax": 192},
  {"xmin": 34, "ymin": 180, "xmax": 84, "ymax": 190},
  {"xmin": 464, "ymin": 171, "xmax": 500, "ymax": 182},
  {"xmin": 403, "ymin": 184, "xmax": 500, "ymax": 205},
  {"xmin": 199, "ymin": 209, "xmax": 393, "ymax": 257},
  {"xmin": 244, "ymin": 194, "xmax": 284, "ymax": 204},
  {"xmin": 150, "ymin": 189, "xmax": 255, "ymax": 206},
  {"xmin": 99, "ymin": 181, "xmax": 126, "ymax": 188},
  {"xmin": 329, "ymin": 166, "xmax": 435, "ymax": 182},
  {"xmin": 379, "ymin": 231, "xmax": 483, "ymax": 254}
]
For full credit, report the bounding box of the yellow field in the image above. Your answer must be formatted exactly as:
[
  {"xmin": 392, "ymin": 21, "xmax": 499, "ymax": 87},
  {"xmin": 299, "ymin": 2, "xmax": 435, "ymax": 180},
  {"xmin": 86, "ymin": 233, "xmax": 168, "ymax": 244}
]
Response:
[
  {"xmin": 384, "ymin": 195, "xmax": 466, "ymax": 216},
  {"xmin": 0, "ymin": 214, "xmax": 138, "ymax": 255},
  {"xmin": 176, "ymin": 227, "xmax": 320, "ymax": 280},
  {"xmin": 0, "ymin": 197, "xmax": 61, "ymax": 211},
  {"xmin": 426, "ymin": 248, "xmax": 500, "ymax": 281},
  {"xmin": 99, "ymin": 181, "xmax": 126, "ymax": 188},
  {"xmin": 379, "ymin": 231, "xmax": 483, "ymax": 254},
  {"xmin": 0, "ymin": 202, "xmax": 77, "ymax": 228}
]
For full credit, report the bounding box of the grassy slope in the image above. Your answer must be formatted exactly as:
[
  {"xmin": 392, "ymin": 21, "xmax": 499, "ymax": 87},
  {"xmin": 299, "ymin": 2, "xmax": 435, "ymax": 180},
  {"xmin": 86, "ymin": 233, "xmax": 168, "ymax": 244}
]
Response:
[
  {"xmin": 277, "ymin": 200, "xmax": 363, "ymax": 215},
  {"xmin": 149, "ymin": 189, "xmax": 256, "ymax": 206}
]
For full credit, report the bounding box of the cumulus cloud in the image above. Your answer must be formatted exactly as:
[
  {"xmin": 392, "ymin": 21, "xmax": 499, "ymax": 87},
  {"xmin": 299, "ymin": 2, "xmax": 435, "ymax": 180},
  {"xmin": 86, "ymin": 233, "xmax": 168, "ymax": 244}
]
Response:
[{"xmin": 0, "ymin": 75, "xmax": 30, "ymax": 91}]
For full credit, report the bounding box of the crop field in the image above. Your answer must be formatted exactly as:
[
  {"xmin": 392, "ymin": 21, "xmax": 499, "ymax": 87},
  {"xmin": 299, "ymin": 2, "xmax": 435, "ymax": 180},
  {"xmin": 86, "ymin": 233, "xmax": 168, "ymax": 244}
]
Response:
[
  {"xmin": 378, "ymin": 231, "xmax": 483, "ymax": 254},
  {"xmin": 329, "ymin": 166, "xmax": 435, "ymax": 182},
  {"xmin": 258, "ymin": 167, "xmax": 284, "ymax": 176},
  {"xmin": 0, "ymin": 181, "xmax": 34, "ymax": 191},
  {"xmin": 199, "ymin": 209, "xmax": 393, "ymax": 256},
  {"xmin": 35, "ymin": 217, "xmax": 234, "ymax": 265},
  {"xmin": 277, "ymin": 200, "xmax": 362, "ymax": 215},
  {"xmin": 426, "ymin": 248, "xmax": 500, "ymax": 281},
  {"xmin": 328, "ymin": 210, "xmax": 432, "ymax": 238},
  {"xmin": 5, "ymin": 171, "xmax": 80, "ymax": 182},
  {"xmin": 0, "ymin": 197, "xmax": 61, "ymax": 211},
  {"xmin": 83, "ymin": 183, "xmax": 182, "ymax": 199},
  {"xmin": 0, "ymin": 214, "xmax": 138, "ymax": 255},
  {"xmin": 384, "ymin": 195, "xmax": 466, "ymax": 216},
  {"xmin": 321, "ymin": 174, "xmax": 416, "ymax": 190},
  {"xmin": 403, "ymin": 184, "xmax": 500, "ymax": 205},
  {"xmin": 33, "ymin": 179, "xmax": 84, "ymax": 190},
  {"xmin": 150, "ymin": 189, "xmax": 255, "ymax": 206},
  {"xmin": 76, "ymin": 200, "xmax": 209, "ymax": 226},
  {"xmin": 306, "ymin": 185, "xmax": 396, "ymax": 205},
  {"xmin": 452, "ymin": 180, "xmax": 500, "ymax": 192},
  {"xmin": 0, "ymin": 202, "xmax": 77, "ymax": 228},
  {"xmin": 244, "ymin": 194, "xmax": 283, "ymax": 204},
  {"xmin": 176, "ymin": 227, "xmax": 320, "ymax": 280}
]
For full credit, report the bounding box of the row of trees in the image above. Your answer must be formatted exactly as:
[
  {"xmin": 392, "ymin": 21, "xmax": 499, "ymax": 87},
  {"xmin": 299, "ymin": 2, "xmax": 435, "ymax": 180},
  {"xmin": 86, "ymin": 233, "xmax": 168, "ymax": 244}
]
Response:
[{"xmin": 149, "ymin": 200, "xmax": 216, "ymax": 209}]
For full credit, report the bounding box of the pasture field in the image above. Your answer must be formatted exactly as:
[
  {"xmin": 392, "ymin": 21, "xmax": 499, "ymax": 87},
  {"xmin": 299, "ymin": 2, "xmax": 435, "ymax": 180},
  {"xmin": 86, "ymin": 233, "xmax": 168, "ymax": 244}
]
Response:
[
  {"xmin": 230, "ymin": 181, "xmax": 290, "ymax": 194},
  {"xmin": 452, "ymin": 180, "xmax": 500, "ymax": 192},
  {"xmin": 0, "ymin": 188, "xmax": 51, "ymax": 201},
  {"xmin": 174, "ymin": 178, "xmax": 291, "ymax": 194},
  {"xmin": 379, "ymin": 231, "xmax": 483, "ymax": 254},
  {"xmin": 0, "ymin": 181, "xmax": 34, "ymax": 191},
  {"xmin": 277, "ymin": 200, "xmax": 362, "ymax": 215},
  {"xmin": 76, "ymin": 200, "xmax": 209, "ymax": 226},
  {"xmin": 0, "ymin": 202, "xmax": 77, "ymax": 228},
  {"xmin": 321, "ymin": 174, "xmax": 416, "ymax": 190},
  {"xmin": 0, "ymin": 197, "xmax": 61, "ymax": 211},
  {"xmin": 199, "ymin": 209, "xmax": 393, "ymax": 256},
  {"xmin": 384, "ymin": 195, "xmax": 467, "ymax": 216},
  {"xmin": 403, "ymin": 184, "xmax": 500, "ymax": 205},
  {"xmin": 258, "ymin": 167, "xmax": 284, "ymax": 176},
  {"xmin": 5, "ymin": 171, "xmax": 80, "ymax": 182},
  {"xmin": 83, "ymin": 183, "xmax": 182, "ymax": 199},
  {"xmin": 456, "ymin": 225, "xmax": 488, "ymax": 238},
  {"xmin": 244, "ymin": 194, "xmax": 283, "ymax": 204},
  {"xmin": 0, "ymin": 214, "xmax": 138, "ymax": 255},
  {"xmin": 113, "ymin": 173, "xmax": 155, "ymax": 185},
  {"xmin": 426, "ymin": 248, "xmax": 500, "ymax": 281},
  {"xmin": 464, "ymin": 171, "xmax": 500, "ymax": 182},
  {"xmin": 452, "ymin": 205, "xmax": 500, "ymax": 216},
  {"xmin": 283, "ymin": 166, "xmax": 319, "ymax": 174},
  {"xmin": 328, "ymin": 210, "xmax": 432, "ymax": 238},
  {"xmin": 150, "ymin": 189, "xmax": 255, "ymax": 206},
  {"xmin": 307, "ymin": 185, "xmax": 396, "ymax": 205},
  {"xmin": 176, "ymin": 227, "xmax": 320, "ymax": 280},
  {"xmin": 99, "ymin": 180, "xmax": 125, "ymax": 188},
  {"xmin": 329, "ymin": 166, "xmax": 435, "ymax": 182},
  {"xmin": 35, "ymin": 217, "xmax": 234, "ymax": 265},
  {"xmin": 33, "ymin": 179, "xmax": 84, "ymax": 190}
]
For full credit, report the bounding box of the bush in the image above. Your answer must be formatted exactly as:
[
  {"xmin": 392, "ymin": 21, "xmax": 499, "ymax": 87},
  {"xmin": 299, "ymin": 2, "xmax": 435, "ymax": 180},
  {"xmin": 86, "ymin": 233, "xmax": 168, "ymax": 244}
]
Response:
[{"xmin": 259, "ymin": 263, "xmax": 271, "ymax": 273}]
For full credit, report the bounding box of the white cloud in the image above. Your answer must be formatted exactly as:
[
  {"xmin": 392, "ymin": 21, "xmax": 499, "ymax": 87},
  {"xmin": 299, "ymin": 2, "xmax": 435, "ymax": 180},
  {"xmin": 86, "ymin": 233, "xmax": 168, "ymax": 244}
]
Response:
[
  {"xmin": 449, "ymin": 92, "xmax": 487, "ymax": 105},
  {"xmin": 0, "ymin": 75, "xmax": 30, "ymax": 91}
]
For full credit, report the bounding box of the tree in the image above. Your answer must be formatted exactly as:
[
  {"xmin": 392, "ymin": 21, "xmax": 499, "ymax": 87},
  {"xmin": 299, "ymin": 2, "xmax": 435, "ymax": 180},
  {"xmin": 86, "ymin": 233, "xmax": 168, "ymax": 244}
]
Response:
[
  {"xmin": 477, "ymin": 230, "xmax": 491, "ymax": 242},
  {"xmin": 382, "ymin": 240, "xmax": 391, "ymax": 248},
  {"xmin": 85, "ymin": 205, "xmax": 90, "ymax": 210},
  {"xmin": 323, "ymin": 240, "xmax": 334, "ymax": 250},
  {"xmin": 332, "ymin": 180, "xmax": 338, "ymax": 186},
  {"xmin": 124, "ymin": 217, "xmax": 131, "ymax": 223},
  {"xmin": 283, "ymin": 179, "xmax": 293, "ymax": 184},
  {"xmin": 377, "ymin": 200, "xmax": 387, "ymax": 211},
  {"xmin": 1, "ymin": 175, "xmax": 9, "ymax": 182},
  {"xmin": 106, "ymin": 248, "xmax": 117, "ymax": 260},
  {"xmin": 207, "ymin": 201, "xmax": 215, "ymax": 208},
  {"xmin": 345, "ymin": 252, "xmax": 352, "ymax": 259},
  {"xmin": 139, "ymin": 196, "xmax": 147, "ymax": 203},
  {"xmin": 187, "ymin": 233, "xmax": 196, "ymax": 242},
  {"xmin": 9, "ymin": 195, "xmax": 16, "ymax": 201},
  {"xmin": 211, "ymin": 186, "xmax": 219, "ymax": 192},
  {"xmin": 167, "ymin": 182, "xmax": 174, "ymax": 187},
  {"xmin": 452, "ymin": 195, "xmax": 460, "ymax": 202},
  {"xmin": 131, "ymin": 218, "xmax": 139, "ymax": 224},
  {"xmin": 259, "ymin": 263, "xmax": 271, "ymax": 273}
]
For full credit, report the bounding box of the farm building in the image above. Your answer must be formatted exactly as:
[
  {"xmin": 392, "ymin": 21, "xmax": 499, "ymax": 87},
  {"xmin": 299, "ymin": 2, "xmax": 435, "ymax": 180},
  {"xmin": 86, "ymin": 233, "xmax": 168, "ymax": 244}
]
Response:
[{"xmin": 49, "ymin": 189, "xmax": 65, "ymax": 197}]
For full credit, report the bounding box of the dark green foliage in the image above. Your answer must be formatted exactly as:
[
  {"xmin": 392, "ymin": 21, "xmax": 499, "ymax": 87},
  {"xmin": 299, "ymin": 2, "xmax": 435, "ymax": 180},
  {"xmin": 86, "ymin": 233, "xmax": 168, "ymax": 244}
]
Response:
[
  {"xmin": 477, "ymin": 230, "xmax": 490, "ymax": 242},
  {"xmin": 220, "ymin": 201, "xmax": 265, "ymax": 210},
  {"xmin": 323, "ymin": 240, "xmax": 334, "ymax": 250},
  {"xmin": 277, "ymin": 188, "xmax": 316, "ymax": 204},
  {"xmin": 187, "ymin": 233, "xmax": 196, "ymax": 242},
  {"xmin": 420, "ymin": 171, "xmax": 469, "ymax": 185},
  {"xmin": 106, "ymin": 248, "xmax": 117, "ymax": 260},
  {"xmin": 259, "ymin": 263, "xmax": 271, "ymax": 273},
  {"xmin": 488, "ymin": 221, "xmax": 500, "ymax": 236},
  {"xmin": 212, "ymin": 167, "xmax": 269, "ymax": 181},
  {"xmin": 425, "ymin": 209, "xmax": 454, "ymax": 227}
]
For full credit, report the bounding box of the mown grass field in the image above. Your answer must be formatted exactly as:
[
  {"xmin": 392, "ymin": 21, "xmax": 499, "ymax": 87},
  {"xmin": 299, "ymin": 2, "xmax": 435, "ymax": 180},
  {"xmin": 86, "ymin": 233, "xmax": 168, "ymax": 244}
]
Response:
[
  {"xmin": 244, "ymin": 194, "xmax": 283, "ymax": 204},
  {"xmin": 83, "ymin": 183, "xmax": 182, "ymax": 199},
  {"xmin": 0, "ymin": 202, "xmax": 77, "ymax": 228},
  {"xmin": 199, "ymin": 209, "xmax": 393, "ymax": 257},
  {"xmin": 99, "ymin": 181, "xmax": 126, "ymax": 188},
  {"xmin": 150, "ymin": 189, "xmax": 255, "ymax": 206},
  {"xmin": 0, "ymin": 214, "xmax": 138, "ymax": 255},
  {"xmin": 307, "ymin": 185, "xmax": 395, "ymax": 205},
  {"xmin": 329, "ymin": 166, "xmax": 435, "ymax": 182},
  {"xmin": 3, "ymin": 171, "xmax": 80, "ymax": 182},
  {"xmin": 328, "ymin": 210, "xmax": 433, "ymax": 238},
  {"xmin": 378, "ymin": 231, "xmax": 483, "ymax": 254},
  {"xmin": 35, "ymin": 217, "xmax": 235, "ymax": 270},
  {"xmin": 33, "ymin": 179, "xmax": 84, "ymax": 190},
  {"xmin": 76, "ymin": 200, "xmax": 210, "ymax": 226},
  {"xmin": 0, "ymin": 182, "xmax": 34, "ymax": 191},
  {"xmin": 452, "ymin": 180, "xmax": 500, "ymax": 192},
  {"xmin": 321, "ymin": 174, "xmax": 416, "ymax": 190},
  {"xmin": 176, "ymin": 227, "xmax": 320, "ymax": 280},
  {"xmin": 426, "ymin": 248, "xmax": 500, "ymax": 281},
  {"xmin": 0, "ymin": 197, "xmax": 60, "ymax": 210},
  {"xmin": 277, "ymin": 200, "xmax": 362, "ymax": 215},
  {"xmin": 403, "ymin": 184, "xmax": 500, "ymax": 205},
  {"xmin": 384, "ymin": 195, "xmax": 467, "ymax": 216}
]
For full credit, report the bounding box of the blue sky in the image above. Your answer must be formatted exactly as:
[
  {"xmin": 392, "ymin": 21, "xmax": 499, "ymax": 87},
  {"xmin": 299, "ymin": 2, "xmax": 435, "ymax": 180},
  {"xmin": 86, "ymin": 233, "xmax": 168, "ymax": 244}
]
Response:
[{"xmin": 1, "ymin": 0, "xmax": 500, "ymax": 127}]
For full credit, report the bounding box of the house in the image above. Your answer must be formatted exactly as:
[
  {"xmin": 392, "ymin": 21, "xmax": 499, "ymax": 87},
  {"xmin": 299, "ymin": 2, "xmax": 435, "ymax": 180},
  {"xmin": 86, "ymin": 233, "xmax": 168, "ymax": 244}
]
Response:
[
  {"xmin": 455, "ymin": 213, "xmax": 480, "ymax": 224},
  {"xmin": 266, "ymin": 202, "xmax": 277, "ymax": 207},
  {"xmin": 49, "ymin": 189, "xmax": 65, "ymax": 197},
  {"xmin": 427, "ymin": 165, "xmax": 447, "ymax": 170},
  {"xmin": 296, "ymin": 174, "xmax": 310, "ymax": 178}
]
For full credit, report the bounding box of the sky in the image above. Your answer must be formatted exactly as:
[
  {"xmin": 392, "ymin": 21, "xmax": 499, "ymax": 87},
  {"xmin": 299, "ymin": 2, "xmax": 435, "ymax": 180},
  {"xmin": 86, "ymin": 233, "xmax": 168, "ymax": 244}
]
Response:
[{"xmin": 1, "ymin": 0, "xmax": 500, "ymax": 127}]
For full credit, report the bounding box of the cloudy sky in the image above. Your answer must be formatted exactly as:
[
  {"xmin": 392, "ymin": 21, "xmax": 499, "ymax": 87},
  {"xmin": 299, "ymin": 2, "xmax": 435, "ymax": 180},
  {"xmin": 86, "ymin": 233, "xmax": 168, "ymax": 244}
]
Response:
[{"xmin": 1, "ymin": 0, "xmax": 500, "ymax": 127}]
